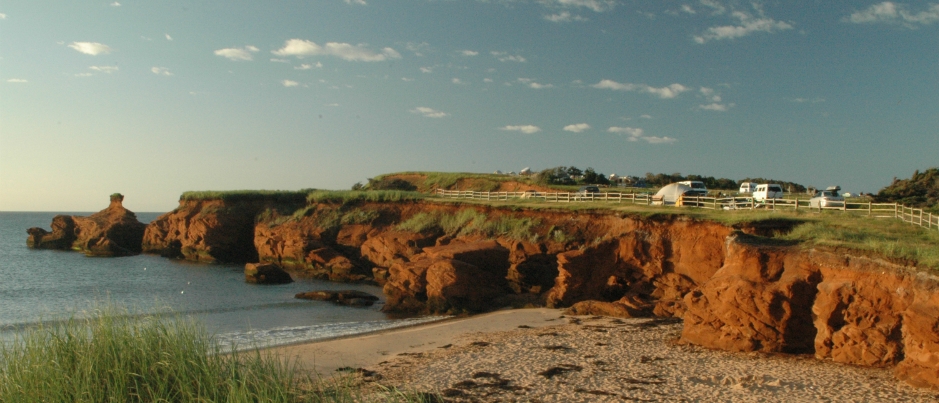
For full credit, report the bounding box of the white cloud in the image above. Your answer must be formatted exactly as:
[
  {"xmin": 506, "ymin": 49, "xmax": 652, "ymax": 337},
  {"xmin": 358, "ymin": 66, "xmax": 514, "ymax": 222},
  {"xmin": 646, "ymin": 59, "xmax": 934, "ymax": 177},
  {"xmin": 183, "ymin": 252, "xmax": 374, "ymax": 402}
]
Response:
[
  {"xmin": 272, "ymin": 39, "xmax": 401, "ymax": 62},
  {"xmin": 640, "ymin": 114, "xmax": 652, "ymax": 119},
  {"xmin": 68, "ymin": 42, "xmax": 113, "ymax": 55},
  {"xmin": 847, "ymin": 2, "xmax": 939, "ymax": 27},
  {"xmin": 544, "ymin": 11, "xmax": 588, "ymax": 22},
  {"xmin": 90, "ymin": 65, "xmax": 119, "ymax": 73},
  {"xmin": 282, "ymin": 80, "xmax": 299, "ymax": 87},
  {"xmin": 345, "ymin": 0, "xmax": 367, "ymax": 5},
  {"xmin": 410, "ymin": 107, "xmax": 449, "ymax": 118},
  {"xmin": 295, "ymin": 62, "xmax": 322, "ymax": 70},
  {"xmin": 74, "ymin": 73, "xmax": 94, "ymax": 77},
  {"xmin": 461, "ymin": 50, "xmax": 479, "ymax": 56},
  {"xmin": 165, "ymin": 34, "xmax": 173, "ymax": 41},
  {"xmin": 405, "ymin": 42, "xmax": 430, "ymax": 56},
  {"xmin": 543, "ymin": 0, "xmax": 615, "ymax": 13},
  {"xmin": 214, "ymin": 46, "xmax": 259, "ymax": 61},
  {"xmin": 642, "ymin": 136, "xmax": 677, "ymax": 144},
  {"xmin": 699, "ymin": 102, "xmax": 733, "ymax": 111},
  {"xmin": 110, "ymin": 2, "xmax": 120, "ymax": 6},
  {"xmin": 792, "ymin": 97, "xmax": 825, "ymax": 103},
  {"xmin": 401, "ymin": 77, "xmax": 415, "ymax": 82},
  {"xmin": 491, "ymin": 51, "xmax": 526, "ymax": 63},
  {"xmin": 451, "ymin": 78, "xmax": 464, "ymax": 84},
  {"xmin": 500, "ymin": 125, "xmax": 542, "ymax": 134},
  {"xmin": 0, "ymin": 13, "xmax": 7, "ymax": 19},
  {"xmin": 270, "ymin": 58, "xmax": 289, "ymax": 63},
  {"xmin": 608, "ymin": 126, "xmax": 645, "ymax": 138},
  {"xmin": 151, "ymin": 67, "xmax": 173, "ymax": 76},
  {"xmin": 694, "ymin": 10, "xmax": 793, "ymax": 43},
  {"xmin": 483, "ymin": 78, "xmax": 493, "ymax": 83},
  {"xmin": 6, "ymin": 78, "xmax": 27, "ymax": 83},
  {"xmin": 592, "ymin": 79, "xmax": 689, "ymax": 99},
  {"xmin": 528, "ymin": 82, "xmax": 554, "ymax": 89},
  {"xmin": 564, "ymin": 123, "xmax": 591, "ymax": 133},
  {"xmin": 681, "ymin": 4, "xmax": 696, "ymax": 14},
  {"xmin": 608, "ymin": 126, "xmax": 676, "ymax": 143},
  {"xmin": 420, "ymin": 67, "xmax": 433, "ymax": 73}
]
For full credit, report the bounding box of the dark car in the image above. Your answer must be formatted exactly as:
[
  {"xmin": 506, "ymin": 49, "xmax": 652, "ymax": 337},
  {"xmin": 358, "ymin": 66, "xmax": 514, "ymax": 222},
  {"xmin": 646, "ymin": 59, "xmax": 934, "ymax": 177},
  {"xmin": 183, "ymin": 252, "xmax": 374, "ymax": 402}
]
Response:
[{"xmin": 574, "ymin": 186, "xmax": 600, "ymax": 200}]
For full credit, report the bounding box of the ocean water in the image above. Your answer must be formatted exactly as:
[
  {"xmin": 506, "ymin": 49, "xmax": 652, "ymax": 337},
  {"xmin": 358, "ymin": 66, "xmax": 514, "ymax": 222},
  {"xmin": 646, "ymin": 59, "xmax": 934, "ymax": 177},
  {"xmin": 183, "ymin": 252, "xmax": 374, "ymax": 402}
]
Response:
[{"xmin": 0, "ymin": 212, "xmax": 441, "ymax": 349}]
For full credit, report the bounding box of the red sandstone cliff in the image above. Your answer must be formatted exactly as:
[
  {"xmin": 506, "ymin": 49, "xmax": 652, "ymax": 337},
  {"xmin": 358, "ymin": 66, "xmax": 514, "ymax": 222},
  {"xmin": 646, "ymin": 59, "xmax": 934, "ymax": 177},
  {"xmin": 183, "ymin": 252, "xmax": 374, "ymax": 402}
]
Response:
[
  {"xmin": 139, "ymin": 197, "xmax": 939, "ymax": 389},
  {"xmin": 26, "ymin": 194, "xmax": 146, "ymax": 257}
]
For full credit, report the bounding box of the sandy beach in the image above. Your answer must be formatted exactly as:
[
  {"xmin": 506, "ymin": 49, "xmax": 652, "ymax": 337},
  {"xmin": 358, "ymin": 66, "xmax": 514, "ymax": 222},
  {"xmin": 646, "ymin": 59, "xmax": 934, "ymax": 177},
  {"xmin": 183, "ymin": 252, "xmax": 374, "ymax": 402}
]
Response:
[{"xmin": 273, "ymin": 308, "xmax": 938, "ymax": 402}]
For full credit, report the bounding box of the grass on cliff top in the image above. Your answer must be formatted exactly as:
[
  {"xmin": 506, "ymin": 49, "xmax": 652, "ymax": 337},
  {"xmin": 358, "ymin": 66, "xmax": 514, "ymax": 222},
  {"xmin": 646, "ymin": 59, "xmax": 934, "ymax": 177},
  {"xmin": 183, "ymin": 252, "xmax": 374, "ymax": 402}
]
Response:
[
  {"xmin": 0, "ymin": 304, "xmax": 437, "ymax": 403},
  {"xmin": 181, "ymin": 189, "xmax": 314, "ymax": 203},
  {"xmin": 398, "ymin": 208, "xmax": 540, "ymax": 242},
  {"xmin": 306, "ymin": 190, "xmax": 425, "ymax": 204},
  {"xmin": 372, "ymin": 171, "xmax": 538, "ymax": 192},
  {"xmin": 429, "ymin": 197, "xmax": 939, "ymax": 271}
]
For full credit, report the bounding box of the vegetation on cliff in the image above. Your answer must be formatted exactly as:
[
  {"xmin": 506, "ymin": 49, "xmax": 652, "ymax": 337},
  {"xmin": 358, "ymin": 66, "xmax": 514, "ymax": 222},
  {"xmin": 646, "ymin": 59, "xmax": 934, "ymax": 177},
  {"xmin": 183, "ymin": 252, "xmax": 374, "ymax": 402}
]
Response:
[{"xmin": 875, "ymin": 167, "xmax": 939, "ymax": 212}]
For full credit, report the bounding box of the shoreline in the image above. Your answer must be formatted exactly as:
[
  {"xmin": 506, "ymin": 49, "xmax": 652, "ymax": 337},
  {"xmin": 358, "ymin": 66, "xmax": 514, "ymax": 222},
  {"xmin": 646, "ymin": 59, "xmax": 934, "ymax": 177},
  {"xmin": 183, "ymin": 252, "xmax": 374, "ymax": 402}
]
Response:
[{"xmin": 271, "ymin": 309, "xmax": 938, "ymax": 402}]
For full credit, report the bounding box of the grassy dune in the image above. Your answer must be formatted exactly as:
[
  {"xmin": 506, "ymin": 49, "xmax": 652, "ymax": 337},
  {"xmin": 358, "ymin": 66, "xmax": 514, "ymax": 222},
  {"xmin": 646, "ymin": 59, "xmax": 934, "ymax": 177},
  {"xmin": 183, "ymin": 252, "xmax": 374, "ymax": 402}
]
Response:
[{"xmin": 0, "ymin": 306, "xmax": 435, "ymax": 403}]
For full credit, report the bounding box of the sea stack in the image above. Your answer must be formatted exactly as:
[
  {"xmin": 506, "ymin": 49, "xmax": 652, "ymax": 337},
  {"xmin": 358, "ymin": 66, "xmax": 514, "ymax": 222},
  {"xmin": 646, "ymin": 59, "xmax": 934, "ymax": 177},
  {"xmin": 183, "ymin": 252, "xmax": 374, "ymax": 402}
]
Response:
[{"xmin": 27, "ymin": 193, "xmax": 147, "ymax": 257}]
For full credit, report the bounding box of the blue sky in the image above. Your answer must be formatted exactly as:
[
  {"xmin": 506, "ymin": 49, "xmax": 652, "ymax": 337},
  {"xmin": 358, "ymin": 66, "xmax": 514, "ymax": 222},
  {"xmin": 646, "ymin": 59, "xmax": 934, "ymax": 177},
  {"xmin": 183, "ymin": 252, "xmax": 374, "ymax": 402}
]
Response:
[{"xmin": 1, "ymin": 0, "xmax": 937, "ymax": 212}]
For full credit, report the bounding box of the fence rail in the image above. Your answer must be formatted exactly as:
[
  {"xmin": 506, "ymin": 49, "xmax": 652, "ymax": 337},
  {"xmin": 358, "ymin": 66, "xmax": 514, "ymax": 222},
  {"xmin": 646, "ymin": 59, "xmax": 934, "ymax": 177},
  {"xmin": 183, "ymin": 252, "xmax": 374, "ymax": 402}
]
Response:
[{"xmin": 433, "ymin": 189, "xmax": 938, "ymax": 232}]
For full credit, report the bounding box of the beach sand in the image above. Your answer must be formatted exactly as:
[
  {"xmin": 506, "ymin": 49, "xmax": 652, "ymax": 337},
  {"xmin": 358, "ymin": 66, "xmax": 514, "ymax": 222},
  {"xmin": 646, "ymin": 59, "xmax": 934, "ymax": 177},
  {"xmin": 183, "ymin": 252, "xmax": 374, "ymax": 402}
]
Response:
[{"xmin": 273, "ymin": 309, "xmax": 938, "ymax": 402}]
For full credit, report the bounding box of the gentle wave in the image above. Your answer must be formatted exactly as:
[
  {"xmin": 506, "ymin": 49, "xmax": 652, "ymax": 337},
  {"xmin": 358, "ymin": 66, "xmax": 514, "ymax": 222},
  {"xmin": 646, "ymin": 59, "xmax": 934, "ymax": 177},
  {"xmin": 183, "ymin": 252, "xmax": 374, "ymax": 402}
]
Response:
[{"xmin": 216, "ymin": 316, "xmax": 449, "ymax": 350}]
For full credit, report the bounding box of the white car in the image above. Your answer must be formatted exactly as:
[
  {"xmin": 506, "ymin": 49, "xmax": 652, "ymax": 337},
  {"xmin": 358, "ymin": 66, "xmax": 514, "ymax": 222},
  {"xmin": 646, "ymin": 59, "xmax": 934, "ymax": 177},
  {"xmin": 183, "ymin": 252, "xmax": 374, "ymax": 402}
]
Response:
[
  {"xmin": 809, "ymin": 186, "xmax": 844, "ymax": 208},
  {"xmin": 677, "ymin": 181, "xmax": 708, "ymax": 196},
  {"xmin": 753, "ymin": 184, "xmax": 784, "ymax": 202}
]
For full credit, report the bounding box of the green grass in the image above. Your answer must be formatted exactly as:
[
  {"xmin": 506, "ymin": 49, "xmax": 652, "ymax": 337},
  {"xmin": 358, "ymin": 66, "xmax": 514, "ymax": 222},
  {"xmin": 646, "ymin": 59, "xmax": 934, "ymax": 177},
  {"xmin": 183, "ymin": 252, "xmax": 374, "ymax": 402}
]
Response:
[
  {"xmin": 181, "ymin": 190, "xmax": 313, "ymax": 203},
  {"xmin": 0, "ymin": 305, "xmax": 438, "ymax": 403},
  {"xmin": 306, "ymin": 190, "xmax": 424, "ymax": 205},
  {"xmin": 396, "ymin": 208, "xmax": 540, "ymax": 241}
]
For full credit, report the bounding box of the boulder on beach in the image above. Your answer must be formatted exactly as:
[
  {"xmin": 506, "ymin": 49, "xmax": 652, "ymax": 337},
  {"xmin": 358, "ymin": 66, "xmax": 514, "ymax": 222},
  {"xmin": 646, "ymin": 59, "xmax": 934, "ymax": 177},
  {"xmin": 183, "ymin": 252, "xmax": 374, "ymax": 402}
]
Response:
[
  {"xmin": 245, "ymin": 263, "xmax": 293, "ymax": 284},
  {"xmin": 295, "ymin": 290, "xmax": 380, "ymax": 307}
]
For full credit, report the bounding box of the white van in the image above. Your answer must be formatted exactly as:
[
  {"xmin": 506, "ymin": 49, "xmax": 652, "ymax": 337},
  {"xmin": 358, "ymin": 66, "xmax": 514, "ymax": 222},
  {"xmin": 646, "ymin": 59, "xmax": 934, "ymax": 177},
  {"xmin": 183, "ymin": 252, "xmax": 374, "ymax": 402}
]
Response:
[
  {"xmin": 753, "ymin": 184, "xmax": 784, "ymax": 202},
  {"xmin": 738, "ymin": 182, "xmax": 758, "ymax": 194},
  {"xmin": 676, "ymin": 181, "xmax": 707, "ymax": 196}
]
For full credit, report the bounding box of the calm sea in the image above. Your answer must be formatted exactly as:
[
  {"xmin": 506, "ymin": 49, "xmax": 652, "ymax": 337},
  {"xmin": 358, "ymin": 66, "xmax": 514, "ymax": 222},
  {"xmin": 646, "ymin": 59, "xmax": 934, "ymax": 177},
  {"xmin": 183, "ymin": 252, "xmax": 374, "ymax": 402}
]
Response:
[{"xmin": 0, "ymin": 212, "xmax": 440, "ymax": 349}]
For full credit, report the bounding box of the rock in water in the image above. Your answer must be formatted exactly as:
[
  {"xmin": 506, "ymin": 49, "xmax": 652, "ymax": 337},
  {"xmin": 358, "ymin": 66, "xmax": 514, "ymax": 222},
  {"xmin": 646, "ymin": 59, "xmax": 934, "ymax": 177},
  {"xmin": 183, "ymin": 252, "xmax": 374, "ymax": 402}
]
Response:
[
  {"xmin": 295, "ymin": 290, "xmax": 380, "ymax": 306},
  {"xmin": 26, "ymin": 194, "xmax": 146, "ymax": 257},
  {"xmin": 245, "ymin": 263, "xmax": 293, "ymax": 284}
]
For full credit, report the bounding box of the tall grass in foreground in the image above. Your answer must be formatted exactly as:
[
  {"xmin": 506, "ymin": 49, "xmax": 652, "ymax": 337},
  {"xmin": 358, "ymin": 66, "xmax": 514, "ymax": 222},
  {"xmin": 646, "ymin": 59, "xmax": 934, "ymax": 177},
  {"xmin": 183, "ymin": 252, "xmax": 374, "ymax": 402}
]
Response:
[{"xmin": 0, "ymin": 306, "xmax": 436, "ymax": 403}]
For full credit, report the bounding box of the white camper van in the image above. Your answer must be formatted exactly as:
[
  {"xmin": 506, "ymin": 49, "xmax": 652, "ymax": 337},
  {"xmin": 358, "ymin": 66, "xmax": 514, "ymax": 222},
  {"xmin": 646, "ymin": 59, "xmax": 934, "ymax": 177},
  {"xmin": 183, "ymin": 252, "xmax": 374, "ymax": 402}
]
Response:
[
  {"xmin": 676, "ymin": 181, "xmax": 708, "ymax": 196},
  {"xmin": 739, "ymin": 182, "xmax": 758, "ymax": 194},
  {"xmin": 753, "ymin": 184, "xmax": 784, "ymax": 202}
]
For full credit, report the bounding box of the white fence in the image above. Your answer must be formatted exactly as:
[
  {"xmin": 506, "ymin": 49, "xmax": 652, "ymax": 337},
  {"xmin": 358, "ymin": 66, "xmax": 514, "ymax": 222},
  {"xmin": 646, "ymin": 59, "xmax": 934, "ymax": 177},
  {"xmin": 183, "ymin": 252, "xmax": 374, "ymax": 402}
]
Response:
[{"xmin": 433, "ymin": 189, "xmax": 939, "ymax": 232}]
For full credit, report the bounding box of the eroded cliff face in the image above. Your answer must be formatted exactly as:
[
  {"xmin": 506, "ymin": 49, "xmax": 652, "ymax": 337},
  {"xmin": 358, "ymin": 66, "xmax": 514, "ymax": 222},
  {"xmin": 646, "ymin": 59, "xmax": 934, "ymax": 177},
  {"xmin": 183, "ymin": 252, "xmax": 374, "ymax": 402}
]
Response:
[
  {"xmin": 140, "ymin": 198, "xmax": 939, "ymax": 389},
  {"xmin": 27, "ymin": 195, "xmax": 146, "ymax": 257}
]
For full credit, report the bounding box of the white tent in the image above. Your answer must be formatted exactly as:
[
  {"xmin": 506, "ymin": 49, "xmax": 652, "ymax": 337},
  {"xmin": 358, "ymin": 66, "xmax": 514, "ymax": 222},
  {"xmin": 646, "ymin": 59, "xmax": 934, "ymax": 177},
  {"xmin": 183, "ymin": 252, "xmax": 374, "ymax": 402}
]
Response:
[{"xmin": 653, "ymin": 183, "xmax": 694, "ymax": 205}]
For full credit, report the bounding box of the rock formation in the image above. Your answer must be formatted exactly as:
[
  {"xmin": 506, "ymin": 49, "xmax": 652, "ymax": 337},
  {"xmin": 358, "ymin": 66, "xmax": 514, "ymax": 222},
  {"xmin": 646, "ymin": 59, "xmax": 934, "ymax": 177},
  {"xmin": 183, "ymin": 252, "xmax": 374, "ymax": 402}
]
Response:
[
  {"xmin": 135, "ymin": 195, "xmax": 939, "ymax": 389},
  {"xmin": 26, "ymin": 194, "xmax": 146, "ymax": 257},
  {"xmin": 244, "ymin": 263, "xmax": 293, "ymax": 284},
  {"xmin": 295, "ymin": 290, "xmax": 380, "ymax": 306}
]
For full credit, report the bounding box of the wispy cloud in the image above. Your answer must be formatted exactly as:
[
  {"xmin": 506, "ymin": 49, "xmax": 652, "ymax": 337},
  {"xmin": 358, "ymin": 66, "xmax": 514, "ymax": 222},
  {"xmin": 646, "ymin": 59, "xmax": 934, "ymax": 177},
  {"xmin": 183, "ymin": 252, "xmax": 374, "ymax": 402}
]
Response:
[
  {"xmin": 282, "ymin": 80, "xmax": 299, "ymax": 87},
  {"xmin": 491, "ymin": 51, "xmax": 526, "ymax": 63},
  {"xmin": 563, "ymin": 123, "xmax": 591, "ymax": 133},
  {"xmin": 791, "ymin": 97, "xmax": 825, "ymax": 103},
  {"xmin": 420, "ymin": 67, "xmax": 433, "ymax": 73},
  {"xmin": 214, "ymin": 46, "xmax": 259, "ymax": 61},
  {"xmin": 151, "ymin": 67, "xmax": 173, "ymax": 76},
  {"xmin": 544, "ymin": 11, "xmax": 588, "ymax": 22},
  {"xmin": 344, "ymin": 0, "xmax": 366, "ymax": 5},
  {"xmin": 451, "ymin": 78, "xmax": 464, "ymax": 85},
  {"xmin": 461, "ymin": 50, "xmax": 479, "ymax": 56},
  {"xmin": 295, "ymin": 62, "xmax": 323, "ymax": 70},
  {"xmin": 0, "ymin": 13, "xmax": 7, "ymax": 19},
  {"xmin": 68, "ymin": 42, "xmax": 113, "ymax": 55},
  {"xmin": 608, "ymin": 126, "xmax": 676, "ymax": 144},
  {"xmin": 593, "ymin": 79, "xmax": 689, "ymax": 99},
  {"xmin": 846, "ymin": 2, "xmax": 939, "ymax": 27},
  {"xmin": 90, "ymin": 65, "xmax": 119, "ymax": 73},
  {"xmin": 110, "ymin": 2, "xmax": 120, "ymax": 6},
  {"xmin": 165, "ymin": 34, "xmax": 173, "ymax": 41},
  {"xmin": 694, "ymin": 4, "xmax": 793, "ymax": 44},
  {"xmin": 405, "ymin": 42, "xmax": 430, "ymax": 56},
  {"xmin": 500, "ymin": 125, "xmax": 541, "ymax": 134},
  {"xmin": 542, "ymin": 0, "xmax": 615, "ymax": 13},
  {"xmin": 272, "ymin": 39, "xmax": 401, "ymax": 62},
  {"xmin": 698, "ymin": 86, "xmax": 733, "ymax": 111},
  {"xmin": 410, "ymin": 107, "xmax": 450, "ymax": 118},
  {"xmin": 6, "ymin": 78, "xmax": 27, "ymax": 83}
]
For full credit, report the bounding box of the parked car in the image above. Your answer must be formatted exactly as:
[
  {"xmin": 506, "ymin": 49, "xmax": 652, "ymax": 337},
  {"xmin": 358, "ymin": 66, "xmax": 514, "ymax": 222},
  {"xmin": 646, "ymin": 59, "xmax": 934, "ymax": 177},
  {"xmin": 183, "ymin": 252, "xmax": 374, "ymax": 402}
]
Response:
[
  {"xmin": 738, "ymin": 182, "xmax": 758, "ymax": 194},
  {"xmin": 677, "ymin": 181, "xmax": 708, "ymax": 196},
  {"xmin": 752, "ymin": 184, "xmax": 784, "ymax": 202},
  {"xmin": 809, "ymin": 186, "xmax": 844, "ymax": 208},
  {"xmin": 573, "ymin": 186, "xmax": 600, "ymax": 200}
]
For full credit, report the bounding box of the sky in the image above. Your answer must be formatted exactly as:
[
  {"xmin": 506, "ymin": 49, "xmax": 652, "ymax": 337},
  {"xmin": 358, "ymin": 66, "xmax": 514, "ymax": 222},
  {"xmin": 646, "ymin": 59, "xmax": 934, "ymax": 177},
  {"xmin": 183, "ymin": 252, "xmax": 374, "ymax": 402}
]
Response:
[{"xmin": 1, "ymin": 0, "xmax": 937, "ymax": 212}]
